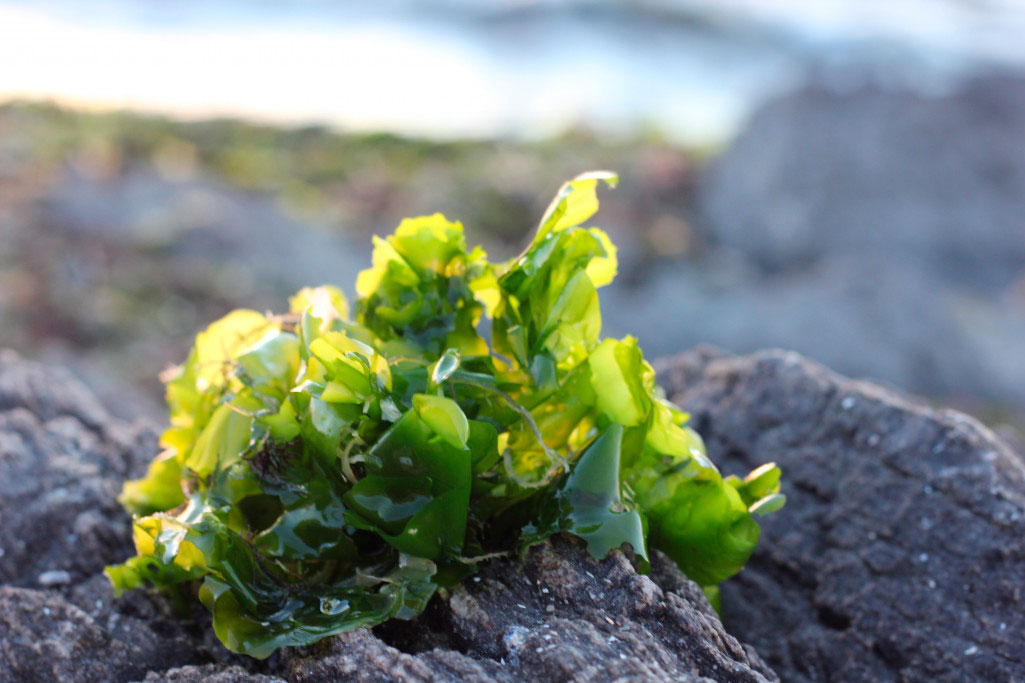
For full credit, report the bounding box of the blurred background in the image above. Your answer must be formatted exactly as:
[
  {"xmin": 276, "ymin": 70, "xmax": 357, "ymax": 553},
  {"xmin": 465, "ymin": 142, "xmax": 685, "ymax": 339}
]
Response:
[{"xmin": 1, "ymin": 0, "xmax": 1023, "ymax": 443}]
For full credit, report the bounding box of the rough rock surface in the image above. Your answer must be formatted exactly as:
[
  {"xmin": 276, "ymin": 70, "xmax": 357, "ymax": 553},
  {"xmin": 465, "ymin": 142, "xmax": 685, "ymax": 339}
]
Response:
[
  {"xmin": 0, "ymin": 349, "xmax": 263, "ymax": 682},
  {"xmin": 0, "ymin": 348, "xmax": 775, "ymax": 682},
  {"xmin": 659, "ymin": 348, "xmax": 1025, "ymax": 682},
  {"xmin": 286, "ymin": 538, "xmax": 776, "ymax": 682},
  {"xmin": 0, "ymin": 348, "xmax": 154, "ymax": 587},
  {"xmin": 135, "ymin": 664, "xmax": 284, "ymax": 683}
]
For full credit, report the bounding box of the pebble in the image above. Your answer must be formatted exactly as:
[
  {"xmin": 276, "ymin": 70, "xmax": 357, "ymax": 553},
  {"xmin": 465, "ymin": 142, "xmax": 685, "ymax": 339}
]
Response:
[
  {"xmin": 503, "ymin": 625, "xmax": 529, "ymax": 655},
  {"xmin": 38, "ymin": 569, "xmax": 72, "ymax": 587}
]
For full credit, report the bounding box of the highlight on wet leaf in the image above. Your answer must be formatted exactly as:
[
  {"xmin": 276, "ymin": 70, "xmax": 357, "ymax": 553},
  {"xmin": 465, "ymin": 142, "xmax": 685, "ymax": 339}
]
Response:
[{"xmin": 107, "ymin": 171, "xmax": 784, "ymax": 658}]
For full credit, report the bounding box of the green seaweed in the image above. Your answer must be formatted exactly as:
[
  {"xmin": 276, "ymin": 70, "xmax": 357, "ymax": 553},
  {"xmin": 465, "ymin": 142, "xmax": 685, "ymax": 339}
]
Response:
[{"xmin": 107, "ymin": 172, "xmax": 783, "ymax": 657}]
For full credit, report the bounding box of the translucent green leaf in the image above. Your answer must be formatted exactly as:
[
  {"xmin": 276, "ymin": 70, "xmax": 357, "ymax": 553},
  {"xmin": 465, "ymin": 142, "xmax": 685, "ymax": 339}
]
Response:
[
  {"xmin": 191, "ymin": 310, "xmax": 277, "ymax": 392},
  {"xmin": 535, "ymin": 171, "xmax": 618, "ymax": 244},
  {"xmin": 235, "ymin": 329, "xmax": 300, "ymax": 397},
  {"xmin": 118, "ymin": 450, "xmax": 184, "ymax": 516},
  {"xmin": 387, "ymin": 214, "xmax": 467, "ymax": 275},
  {"xmin": 588, "ymin": 337, "xmax": 651, "ymax": 427},
  {"xmin": 585, "ymin": 228, "xmax": 618, "ymax": 288},
  {"xmin": 557, "ymin": 424, "xmax": 648, "ymax": 564},
  {"xmin": 186, "ymin": 404, "xmax": 254, "ymax": 477},
  {"xmin": 749, "ymin": 493, "xmax": 786, "ymax": 516},
  {"xmin": 259, "ymin": 399, "xmax": 300, "ymax": 441},
  {"xmin": 645, "ymin": 474, "xmax": 761, "ymax": 587},
  {"xmin": 413, "ymin": 393, "xmax": 469, "ymax": 450},
  {"xmin": 346, "ymin": 409, "xmax": 471, "ymax": 558},
  {"xmin": 539, "ymin": 270, "xmax": 601, "ymax": 362},
  {"xmin": 290, "ymin": 285, "xmax": 350, "ymax": 322}
]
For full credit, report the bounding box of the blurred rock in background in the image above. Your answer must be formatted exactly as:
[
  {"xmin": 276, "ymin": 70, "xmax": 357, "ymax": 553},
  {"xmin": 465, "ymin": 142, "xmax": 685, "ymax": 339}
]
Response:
[
  {"xmin": 1, "ymin": 75, "xmax": 1025, "ymax": 440},
  {"xmin": 604, "ymin": 73, "xmax": 1025, "ymax": 438},
  {"xmin": 0, "ymin": 102, "xmax": 697, "ymax": 420}
]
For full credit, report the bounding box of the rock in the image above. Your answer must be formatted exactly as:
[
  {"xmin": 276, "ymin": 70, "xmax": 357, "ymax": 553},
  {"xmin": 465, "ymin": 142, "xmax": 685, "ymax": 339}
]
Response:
[
  {"xmin": 0, "ymin": 586, "xmax": 148, "ymax": 682},
  {"xmin": 37, "ymin": 570, "xmax": 73, "ymax": 587},
  {"xmin": 0, "ymin": 348, "xmax": 775, "ymax": 682},
  {"xmin": 135, "ymin": 664, "xmax": 285, "ymax": 682},
  {"xmin": 601, "ymin": 254, "xmax": 1025, "ymax": 410},
  {"xmin": 0, "ymin": 348, "xmax": 156, "ymax": 586},
  {"xmin": 288, "ymin": 536, "xmax": 777, "ymax": 682},
  {"xmin": 601, "ymin": 75, "xmax": 1025, "ymax": 424},
  {"xmin": 697, "ymin": 76, "xmax": 1025, "ymax": 293},
  {"xmin": 658, "ymin": 348, "xmax": 1025, "ymax": 681},
  {"xmin": 6, "ymin": 336, "xmax": 1025, "ymax": 682},
  {"xmin": 0, "ymin": 350, "xmax": 271, "ymax": 681},
  {"xmin": 1, "ymin": 163, "xmax": 369, "ymax": 423},
  {"xmin": 287, "ymin": 629, "xmax": 500, "ymax": 683}
]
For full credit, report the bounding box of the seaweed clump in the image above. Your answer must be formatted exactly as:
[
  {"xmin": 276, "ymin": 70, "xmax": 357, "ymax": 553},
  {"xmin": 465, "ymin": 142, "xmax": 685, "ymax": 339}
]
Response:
[{"xmin": 107, "ymin": 172, "xmax": 783, "ymax": 658}]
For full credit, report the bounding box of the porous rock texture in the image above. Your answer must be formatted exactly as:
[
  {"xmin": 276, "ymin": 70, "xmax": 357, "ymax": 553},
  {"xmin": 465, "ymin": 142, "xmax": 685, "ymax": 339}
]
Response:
[
  {"xmin": 289, "ymin": 537, "xmax": 778, "ymax": 682},
  {"xmin": 0, "ymin": 348, "xmax": 257, "ymax": 682},
  {"xmin": 659, "ymin": 348, "xmax": 1025, "ymax": 682},
  {"xmin": 0, "ymin": 348, "xmax": 775, "ymax": 682}
]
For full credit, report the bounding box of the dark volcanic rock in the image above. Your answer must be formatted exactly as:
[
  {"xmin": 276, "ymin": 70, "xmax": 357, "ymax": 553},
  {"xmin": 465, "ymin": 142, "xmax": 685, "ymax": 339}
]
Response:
[
  {"xmin": 658, "ymin": 348, "xmax": 1025, "ymax": 682},
  {"xmin": 136, "ymin": 664, "xmax": 285, "ymax": 682},
  {"xmin": 288, "ymin": 537, "xmax": 776, "ymax": 682},
  {"xmin": 0, "ymin": 348, "xmax": 776, "ymax": 682},
  {"xmin": 0, "ymin": 586, "xmax": 146, "ymax": 682},
  {"xmin": 0, "ymin": 348, "xmax": 156, "ymax": 586},
  {"xmin": 0, "ymin": 350, "xmax": 265, "ymax": 682}
]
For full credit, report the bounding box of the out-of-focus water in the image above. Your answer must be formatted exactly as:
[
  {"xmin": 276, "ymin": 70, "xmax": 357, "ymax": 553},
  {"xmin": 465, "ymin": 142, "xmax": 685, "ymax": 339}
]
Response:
[
  {"xmin": 1, "ymin": 0, "xmax": 1023, "ymax": 142},
  {"xmin": 2, "ymin": 0, "xmax": 1025, "ymax": 140}
]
